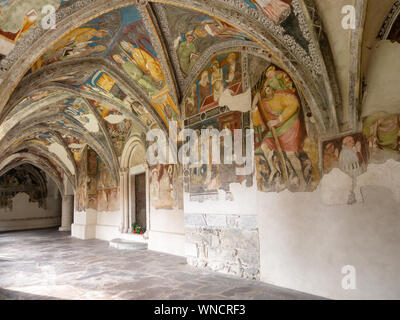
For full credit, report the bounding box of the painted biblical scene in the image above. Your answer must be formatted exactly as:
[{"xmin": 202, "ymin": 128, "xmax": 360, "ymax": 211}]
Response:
[
  {"xmin": 0, "ymin": 165, "xmax": 47, "ymax": 210},
  {"xmin": 149, "ymin": 164, "xmax": 183, "ymax": 210},
  {"xmin": 0, "ymin": 0, "xmax": 62, "ymax": 59},
  {"xmin": 97, "ymin": 158, "xmax": 119, "ymax": 212},
  {"xmin": 244, "ymin": 0, "xmax": 309, "ymax": 52},
  {"xmin": 323, "ymin": 134, "xmax": 368, "ymax": 177},
  {"xmin": 184, "ymin": 51, "xmax": 249, "ymax": 118},
  {"xmin": 71, "ymin": 70, "xmax": 171, "ymax": 130},
  {"xmin": 32, "ymin": 9, "xmax": 121, "ymax": 71},
  {"xmin": 75, "ymin": 145, "xmax": 88, "ymax": 212},
  {"xmin": 107, "ymin": 6, "xmax": 179, "ymax": 127},
  {"xmin": 87, "ymin": 148, "xmax": 98, "ymax": 210},
  {"xmin": 252, "ymin": 64, "xmax": 320, "ymax": 192},
  {"xmin": 363, "ymin": 112, "xmax": 400, "ymax": 162},
  {"xmin": 187, "ymin": 111, "xmax": 253, "ymax": 201},
  {"xmin": 163, "ymin": 5, "xmax": 249, "ymax": 77}
]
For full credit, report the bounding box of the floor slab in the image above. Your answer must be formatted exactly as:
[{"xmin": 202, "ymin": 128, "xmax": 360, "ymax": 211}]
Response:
[{"xmin": 0, "ymin": 229, "xmax": 323, "ymax": 300}]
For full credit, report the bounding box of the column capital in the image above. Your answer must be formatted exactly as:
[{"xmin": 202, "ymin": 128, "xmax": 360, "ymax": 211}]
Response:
[{"xmin": 119, "ymin": 167, "xmax": 129, "ymax": 175}]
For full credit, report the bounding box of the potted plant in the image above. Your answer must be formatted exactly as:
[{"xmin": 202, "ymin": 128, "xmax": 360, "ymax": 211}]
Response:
[{"xmin": 132, "ymin": 222, "xmax": 145, "ymax": 235}]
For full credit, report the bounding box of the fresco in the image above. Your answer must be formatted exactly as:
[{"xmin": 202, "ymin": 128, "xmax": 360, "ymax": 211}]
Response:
[
  {"xmin": 244, "ymin": 0, "xmax": 292, "ymax": 25},
  {"xmin": 87, "ymin": 148, "xmax": 98, "ymax": 210},
  {"xmin": 363, "ymin": 112, "xmax": 400, "ymax": 161},
  {"xmin": 0, "ymin": 165, "xmax": 47, "ymax": 210},
  {"xmin": 89, "ymin": 99, "xmax": 132, "ymax": 156},
  {"xmin": 75, "ymin": 145, "xmax": 88, "ymax": 212},
  {"xmin": 97, "ymin": 158, "xmax": 119, "ymax": 212},
  {"xmin": 28, "ymin": 5, "xmax": 179, "ymax": 129},
  {"xmin": 108, "ymin": 6, "xmax": 180, "ymax": 126},
  {"xmin": 184, "ymin": 51, "xmax": 247, "ymax": 118},
  {"xmin": 252, "ymin": 64, "xmax": 319, "ymax": 192},
  {"xmin": 164, "ymin": 5, "xmax": 249, "ymax": 76},
  {"xmin": 61, "ymin": 97, "xmax": 100, "ymax": 133},
  {"xmin": 5, "ymin": 90, "xmax": 64, "ymax": 121},
  {"xmin": 323, "ymin": 134, "xmax": 368, "ymax": 177},
  {"xmin": 0, "ymin": 0, "xmax": 62, "ymax": 59},
  {"xmin": 187, "ymin": 111, "xmax": 253, "ymax": 201},
  {"xmin": 62, "ymin": 134, "xmax": 86, "ymax": 163},
  {"xmin": 70, "ymin": 70, "xmax": 161, "ymax": 130},
  {"xmin": 150, "ymin": 164, "xmax": 183, "ymax": 210},
  {"xmin": 32, "ymin": 10, "xmax": 120, "ymax": 70}
]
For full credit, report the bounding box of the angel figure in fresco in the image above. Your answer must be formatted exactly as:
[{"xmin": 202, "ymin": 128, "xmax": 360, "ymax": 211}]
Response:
[
  {"xmin": 120, "ymin": 41, "xmax": 165, "ymax": 83},
  {"xmin": 252, "ymin": 70, "xmax": 306, "ymax": 190},
  {"xmin": 113, "ymin": 54, "xmax": 160, "ymax": 97},
  {"xmin": 249, "ymin": 0, "xmax": 292, "ymax": 25},
  {"xmin": 177, "ymin": 32, "xmax": 199, "ymax": 76}
]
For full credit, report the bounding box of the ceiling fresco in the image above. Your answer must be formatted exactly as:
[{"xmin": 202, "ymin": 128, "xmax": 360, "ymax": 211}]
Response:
[
  {"xmin": 0, "ymin": 0, "xmax": 381, "ymax": 197},
  {"xmin": 162, "ymin": 5, "xmax": 250, "ymax": 77},
  {"xmin": 0, "ymin": 0, "xmax": 62, "ymax": 59}
]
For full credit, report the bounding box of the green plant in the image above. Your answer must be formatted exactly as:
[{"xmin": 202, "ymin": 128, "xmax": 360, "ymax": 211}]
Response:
[{"xmin": 132, "ymin": 222, "xmax": 145, "ymax": 235}]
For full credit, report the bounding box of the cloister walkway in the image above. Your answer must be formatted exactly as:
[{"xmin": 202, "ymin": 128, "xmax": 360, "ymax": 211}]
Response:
[{"xmin": 0, "ymin": 229, "xmax": 322, "ymax": 300}]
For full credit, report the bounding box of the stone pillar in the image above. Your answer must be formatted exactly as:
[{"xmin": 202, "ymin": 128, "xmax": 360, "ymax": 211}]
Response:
[
  {"xmin": 59, "ymin": 195, "xmax": 74, "ymax": 232},
  {"xmin": 119, "ymin": 168, "xmax": 129, "ymax": 233}
]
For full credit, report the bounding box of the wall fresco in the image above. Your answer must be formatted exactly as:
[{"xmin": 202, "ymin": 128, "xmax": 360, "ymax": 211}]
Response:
[
  {"xmin": 252, "ymin": 64, "xmax": 319, "ymax": 192},
  {"xmin": 184, "ymin": 51, "xmax": 247, "ymax": 118},
  {"xmin": 323, "ymin": 134, "xmax": 368, "ymax": 177},
  {"xmin": 149, "ymin": 164, "xmax": 183, "ymax": 210}
]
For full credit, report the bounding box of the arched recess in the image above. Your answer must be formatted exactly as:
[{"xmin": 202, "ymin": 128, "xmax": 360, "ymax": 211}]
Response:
[
  {"xmin": 180, "ymin": 40, "xmax": 323, "ymax": 136},
  {"xmin": 121, "ymin": 135, "xmax": 147, "ymax": 169},
  {"xmin": 3, "ymin": 142, "xmax": 77, "ymax": 190},
  {"xmin": 0, "ymin": 113, "xmax": 119, "ymax": 184},
  {"xmin": 0, "ymin": 0, "xmax": 340, "ymax": 134},
  {"xmin": 0, "ymin": 153, "xmax": 66, "ymax": 196}
]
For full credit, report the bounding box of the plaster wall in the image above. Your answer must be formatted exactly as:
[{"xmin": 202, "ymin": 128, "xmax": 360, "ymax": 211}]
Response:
[
  {"xmin": 362, "ymin": 40, "xmax": 400, "ymax": 117},
  {"xmin": 257, "ymin": 162, "xmax": 400, "ymax": 300},
  {"xmin": 148, "ymin": 207, "xmax": 185, "ymax": 257}
]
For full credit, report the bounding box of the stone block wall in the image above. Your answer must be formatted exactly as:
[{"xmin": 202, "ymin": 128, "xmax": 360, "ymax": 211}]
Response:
[{"xmin": 185, "ymin": 214, "xmax": 260, "ymax": 280}]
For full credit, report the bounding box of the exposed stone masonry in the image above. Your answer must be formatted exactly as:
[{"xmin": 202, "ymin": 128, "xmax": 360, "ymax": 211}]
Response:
[{"xmin": 185, "ymin": 214, "xmax": 260, "ymax": 280}]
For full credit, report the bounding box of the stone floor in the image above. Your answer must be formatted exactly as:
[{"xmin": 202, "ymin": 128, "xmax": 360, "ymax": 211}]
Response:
[{"xmin": 0, "ymin": 229, "xmax": 322, "ymax": 300}]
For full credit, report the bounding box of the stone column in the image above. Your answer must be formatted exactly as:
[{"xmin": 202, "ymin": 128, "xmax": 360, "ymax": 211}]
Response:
[
  {"xmin": 119, "ymin": 168, "xmax": 129, "ymax": 233},
  {"xmin": 59, "ymin": 195, "xmax": 74, "ymax": 232}
]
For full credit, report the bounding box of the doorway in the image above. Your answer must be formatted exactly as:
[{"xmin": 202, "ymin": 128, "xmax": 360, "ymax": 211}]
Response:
[{"xmin": 134, "ymin": 173, "xmax": 146, "ymax": 231}]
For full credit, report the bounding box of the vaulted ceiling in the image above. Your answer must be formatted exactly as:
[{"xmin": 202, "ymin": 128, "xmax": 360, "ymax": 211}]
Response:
[{"xmin": 0, "ymin": 0, "xmax": 398, "ymax": 194}]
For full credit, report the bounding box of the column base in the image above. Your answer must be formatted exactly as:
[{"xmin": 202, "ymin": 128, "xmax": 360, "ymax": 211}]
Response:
[{"xmin": 59, "ymin": 226, "xmax": 71, "ymax": 232}]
